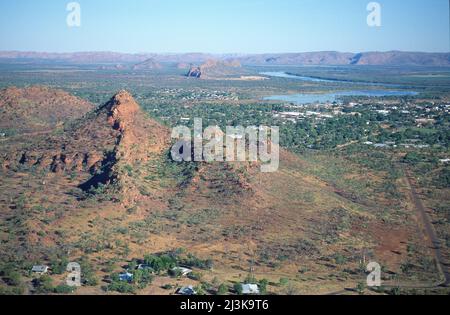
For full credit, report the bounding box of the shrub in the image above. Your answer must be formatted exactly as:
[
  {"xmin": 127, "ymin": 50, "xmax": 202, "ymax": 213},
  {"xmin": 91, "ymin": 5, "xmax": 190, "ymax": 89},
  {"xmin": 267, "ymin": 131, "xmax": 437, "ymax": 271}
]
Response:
[
  {"xmin": 107, "ymin": 281, "xmax": 135, "ymax": 294},
  {"xmin": 0, "ymin": 284, "xmax": 24, "ymax": 295},
  {"xmin": 259, "ymin": 279, "xmax": 269, "ymax": 294},
  {"xmin": 194, "ymin": 285, "xmax": 206, "ymax": 295},
  {"xmin": 79, "ymin": 258, "xmax": 98, "ymax": 286},
  {"xmin": 179, "ymin": 254, "xmax": 214, "ymax": 270},
  {"xmin": 188, "ymin": 272, "xmax": 203, "ymax": 281},
  {"xmin": 233, "ymin": 283, "xmax": 243, "ymax": 295},
  {"xmin": 4, "ymin": 271, "xmax": 22, "ymax": 286},
  {"xmin": 133, "ymin": 269, "xmax": 153, "ymax": 289},
  {"xmin": 51, "ymin": 258, "xmax": 69, "ymax": 275},
  {"xmin": 334, "ymin": 254, "xmax": 347, "ymax": 265},
  {"xmin": 161, "ymin": 284, "xmax": 173, "ymax": 290},
  {"xmin": 279, "ymin": 278, "xmax": 289, "ymax": 286},
  {"xmin": 124, "ymin": 165, "xmax": 133, "ymax": 177},
  {"xmin": 356, "ymin": 282, "xmax": 366, "ymax": 295},
  {"xmin": 168, "ymin": 268, "xmax": 183, "ymax": 278},
  {"xmin": 54, "ymin": 284, "xmax": 76, "ymax": 294},
  {"xmin": 217, "ymin": 283, "xmax": 228, "ymax": 295},
  {"xmin": 33, "ymin": 275, "xmax": 54, "ymax": 294}
]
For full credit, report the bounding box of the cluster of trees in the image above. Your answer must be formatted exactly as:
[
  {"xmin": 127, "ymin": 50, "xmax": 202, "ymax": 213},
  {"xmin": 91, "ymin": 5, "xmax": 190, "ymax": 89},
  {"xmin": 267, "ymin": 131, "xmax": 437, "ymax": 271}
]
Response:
[
  {"xmin": 143, "ymin": 254, "xmax": 177, "ymax": 274},
  {"xmin": 104, "ymin": 251, "xmax": 214, "ymax": 294},
  {"xmin": 105, "ymin": 268, "xmax": 154, "ymax": 294},
  {"xmin": 141, "ymin": 251, "xmax": 213, "ymax": 274},
  {"xmin": 144, "ymin": 100, "xmax": 379, "ymax": 151},
  {"xmin": 0, "ymin": 264, "xmax": 25, "ymax": 295}
]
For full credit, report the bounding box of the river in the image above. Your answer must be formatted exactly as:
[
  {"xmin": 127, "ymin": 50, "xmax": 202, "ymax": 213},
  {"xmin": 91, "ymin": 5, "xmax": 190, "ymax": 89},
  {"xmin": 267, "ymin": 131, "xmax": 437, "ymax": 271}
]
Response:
[{"xmin": 260, "ymin": 71, "xmax": 418, "ymax": 104}]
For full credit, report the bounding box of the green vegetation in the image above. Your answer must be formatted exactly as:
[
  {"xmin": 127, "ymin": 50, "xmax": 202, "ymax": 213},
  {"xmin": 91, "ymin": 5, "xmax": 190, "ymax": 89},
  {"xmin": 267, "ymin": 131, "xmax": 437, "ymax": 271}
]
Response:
[
  {"xmin": 0, "ymin": 63, "xmax": 448, "ymax": 296},
  {"xmin": 233, "ymin": 283, "xmax": 243, "ymax": 295},
  {"xmin": 217, "ymin": 283, "xmax": 228, "ymax": 295}
]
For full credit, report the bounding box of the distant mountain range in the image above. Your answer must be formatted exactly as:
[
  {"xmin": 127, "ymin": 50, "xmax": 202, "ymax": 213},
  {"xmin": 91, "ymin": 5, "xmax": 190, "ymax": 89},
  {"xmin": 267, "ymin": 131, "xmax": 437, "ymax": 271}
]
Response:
[
  {"xmin": 0, "ymin": 51, "xmax": 449, "ymax": 66},
  {"xmin": 132, "ymin": 58, "xmax": 163, "ymax": 70}
]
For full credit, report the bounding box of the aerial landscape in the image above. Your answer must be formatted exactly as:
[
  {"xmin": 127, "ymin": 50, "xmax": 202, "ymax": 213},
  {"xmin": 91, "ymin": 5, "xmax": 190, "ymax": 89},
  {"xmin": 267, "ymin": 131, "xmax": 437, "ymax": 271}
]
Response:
[{"xmin": 0, "ymin": 0, "xmax": 449, "ymax": 299}]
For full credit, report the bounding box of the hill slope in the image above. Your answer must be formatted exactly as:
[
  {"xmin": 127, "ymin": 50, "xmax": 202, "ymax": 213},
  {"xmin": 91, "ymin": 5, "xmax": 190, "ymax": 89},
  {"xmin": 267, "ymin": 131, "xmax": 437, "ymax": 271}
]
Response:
[
  {"xmin": 0, "ymin": 90, "xmax": 428, "ymax": 294},
  {"xmin": 1, "ymin": 90, "xmax": 169, "ymax": 205},
  {"xmin": 0, "ymin": 86, "xmax": 94, "ymax": 135},
  {"xmin": 132, "ymin": 58, "xmax": 163, "ymax": 70}
]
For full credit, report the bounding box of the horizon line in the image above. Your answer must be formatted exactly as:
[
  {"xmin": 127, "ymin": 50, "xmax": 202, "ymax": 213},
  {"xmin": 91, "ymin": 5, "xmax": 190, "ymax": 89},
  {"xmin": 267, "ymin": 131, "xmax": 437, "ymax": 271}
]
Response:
[{"xmin": 1, "ymin": 50, "xmax": 450, "ymax": 55}]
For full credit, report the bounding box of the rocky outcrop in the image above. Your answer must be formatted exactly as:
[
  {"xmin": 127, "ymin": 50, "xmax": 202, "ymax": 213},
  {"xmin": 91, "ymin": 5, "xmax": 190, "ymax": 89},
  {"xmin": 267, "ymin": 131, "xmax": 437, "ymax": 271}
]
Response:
[
  {"xmin": 1, "ymin": 90, "xmax": 170, "ymax": 205},
  {"xmin": 186, "ymin": 59, "xmax": 242, "ymax": 78},
  {"xmin": 187, "ymin": 66, "xmax": 202, "ymax": 78}
]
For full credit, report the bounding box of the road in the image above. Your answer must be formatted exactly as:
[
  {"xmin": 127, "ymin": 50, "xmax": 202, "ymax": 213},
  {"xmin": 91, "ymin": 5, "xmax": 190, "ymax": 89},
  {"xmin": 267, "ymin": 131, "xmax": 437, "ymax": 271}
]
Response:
[
  {"xmin": 327, "ymin": 168, "xmax": 449, "ymax": 295},
  {"xmin": 404, "ymin": 169, "xmax": 450, "ymax": 286}
]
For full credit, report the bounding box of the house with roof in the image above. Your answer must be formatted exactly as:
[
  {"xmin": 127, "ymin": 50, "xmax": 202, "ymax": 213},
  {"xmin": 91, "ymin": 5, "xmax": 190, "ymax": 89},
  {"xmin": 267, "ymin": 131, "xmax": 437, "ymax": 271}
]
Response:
[
  {"xmin": 241, "ymin": 284, "xmax": 260, "ymax": 295},
  {"xmin": 170, "ymin": 267, "xmax": 193, "ymax": 277},
  {"xmin": 118, "ymin": 272, "xmax": 134, "ymax": 282},
  {"xmin": 31, "ymin": 265, "xmax": 49, "ymax": 275},
  {"xmin": 176, "ymin": 285, "xmax": 197, "ymax": 295}
]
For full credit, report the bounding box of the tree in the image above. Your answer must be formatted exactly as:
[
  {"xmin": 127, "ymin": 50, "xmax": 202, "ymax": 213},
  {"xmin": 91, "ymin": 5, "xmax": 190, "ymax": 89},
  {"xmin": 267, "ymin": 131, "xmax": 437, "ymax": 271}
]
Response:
[
  {"xmin": 4, "ymin": 271, "xmax": 22, "ymax": 287},
  {"xmin": 144, "ymin": 254, "xmax": 177, "ymax": 274},
  {"xmin": 111, "ymin": 282, "xmax": 135, "ymax": 293},
  {"xmin": 54, "ymin": 284, "xmax": 76, "ymax": 294},
  {"xmin": 33, "ymin": 275, "xmax": 54, "ymax": 293},
  {"xmin": 259, "ymin": 279, "xmax": 269, "ymax": 295},
  {"xmin": 279, "ymin": 278, "xmax": 289, "ymax": 286},
  {"xmin": 356, "ymin": 282, "xmax": 366, "ymax": 295},
  {"xmin": 390, "ymin": 287, "xmax": 401, "ymax": 295},
  {"xmin": 233, "ymin": 283, "xmax": 243, "ymax": 295},
  {"xmin": 51, "ymin": 258, "xmax": 69, "ymax": 275},
  {"xmin": 133, "ymin": 269, "xmax": 153, "ymax": 289},
  {"xmin": 217, "ymin": 283, "xmax": 228, "ymax": 295},
  {"xmin": 188, "ymin": 272, "xmax": 203, "ymax": 281}
]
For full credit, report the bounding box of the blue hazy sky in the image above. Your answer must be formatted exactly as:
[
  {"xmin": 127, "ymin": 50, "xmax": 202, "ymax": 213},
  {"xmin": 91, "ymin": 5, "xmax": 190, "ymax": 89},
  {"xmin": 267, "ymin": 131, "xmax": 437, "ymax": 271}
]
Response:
[{"xmin": 0, "ymin": 0, "xmax": 449, "ymax": 53}]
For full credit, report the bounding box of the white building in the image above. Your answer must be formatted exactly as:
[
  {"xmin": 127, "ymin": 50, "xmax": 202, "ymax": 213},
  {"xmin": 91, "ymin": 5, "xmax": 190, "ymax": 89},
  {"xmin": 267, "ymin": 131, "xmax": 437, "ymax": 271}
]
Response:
[
  {"xmin": 32, "ymin": 265, "xmax": 49, "ymax": 275},
  {"xmin": 241, "ymin": 284, "xmax": 260, "ymax": 295}
]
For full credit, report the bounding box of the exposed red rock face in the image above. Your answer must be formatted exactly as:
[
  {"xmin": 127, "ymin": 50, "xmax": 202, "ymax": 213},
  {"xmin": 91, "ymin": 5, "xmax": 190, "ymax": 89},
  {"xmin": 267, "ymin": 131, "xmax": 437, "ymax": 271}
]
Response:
[
  {"xmin": 105, "ymin": 90, "xmax": 140, "ymax": 132},
  {"xmin": 1, "ymin": 90, "xmax": 170, "ymax": 206}
]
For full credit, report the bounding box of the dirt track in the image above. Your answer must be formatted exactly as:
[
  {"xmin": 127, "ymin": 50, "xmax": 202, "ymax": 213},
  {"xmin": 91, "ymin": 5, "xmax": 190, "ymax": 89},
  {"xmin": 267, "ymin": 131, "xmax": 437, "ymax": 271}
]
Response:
[
  {"xmin": 327, "ymin": 168, "xmax": 449, "ymax": 295},
  {"xmin": 404, "ymin": 170, "xmax": 450, "ymax": 286}
]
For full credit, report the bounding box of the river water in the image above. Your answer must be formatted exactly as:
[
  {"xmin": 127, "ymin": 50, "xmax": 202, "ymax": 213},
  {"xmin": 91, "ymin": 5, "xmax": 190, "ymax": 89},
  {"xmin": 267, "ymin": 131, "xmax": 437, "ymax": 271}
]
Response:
[{"xmin": 260, "ymin": 71, "xmax": 418, "ymax": 104}]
